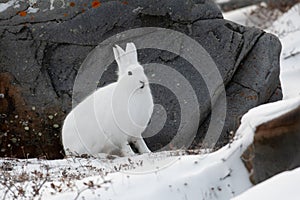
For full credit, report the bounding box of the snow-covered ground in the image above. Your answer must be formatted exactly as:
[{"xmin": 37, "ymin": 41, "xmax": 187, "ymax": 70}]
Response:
[
  {"xmin": 233, "ymin": 167, "xmax": 300, "ymax": 200},
  {"xmin": 0, "ymin": 2, "xmax": 300, "ymax": 200}
]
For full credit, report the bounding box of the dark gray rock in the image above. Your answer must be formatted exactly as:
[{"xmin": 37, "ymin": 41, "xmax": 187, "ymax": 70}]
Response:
[
  {"xmin": 0, "ymin": 0, "xmax": 281, "ymax": 157},
  {"xmin": 215, "ymin": 32, "xmax": 281, "ymax": 147},
  {"xmin": 268, "ymin": 87, "xmax": 282, "ymax": 103}
]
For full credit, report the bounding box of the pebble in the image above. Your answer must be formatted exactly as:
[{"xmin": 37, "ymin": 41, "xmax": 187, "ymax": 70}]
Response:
[{"xmin": 53, "ymin": 124, "xmax": 59, "ymax": 128}]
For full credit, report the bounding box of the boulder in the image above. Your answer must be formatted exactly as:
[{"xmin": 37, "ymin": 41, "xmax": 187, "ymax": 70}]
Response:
[
  {"xmin": 0, "ymin": 0, "xmax": 281, "ymax": 158},
  {"xmin": 243, "ymin": 105, "xmax": 300, "ymax": 183}
]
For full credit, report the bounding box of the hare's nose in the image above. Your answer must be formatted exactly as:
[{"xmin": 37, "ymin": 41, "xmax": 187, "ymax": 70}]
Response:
[{"xmin": 139, "ymin": 80, "xmax": 145, "ymax": 89}]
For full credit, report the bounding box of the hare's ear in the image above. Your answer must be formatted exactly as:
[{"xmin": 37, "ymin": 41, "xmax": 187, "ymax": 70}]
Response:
[
  {"xmin": 125, "ymin": 43, "xmax": 138, "ymax": 65},
  {"xmin": 113, "ymin": 45, "xmax": 126, "ymax": 68},
  {"xmin": 113, "ymin": 43, "xmax": 139, "ymax": 76}
]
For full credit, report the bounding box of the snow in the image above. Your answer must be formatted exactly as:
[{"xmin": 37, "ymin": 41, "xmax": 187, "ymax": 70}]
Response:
[
  {"xmin": 0, "ymin": 0, "xmax": 17, "ymax": 13},
  {"xmin": 267, "ymin": 4, "xmax": 300, "ymax": 38},
  {"xmin": 26, "ymin": 7, "xmax": 39, "ymax": 13},
  {"xmin": 223, "ymin": 5, "xmax": 259, "ymax": 27},
  {"xmin": 0, "ymin": 148, "xmax": 253, "ymax": 199},
  {"xmin": 233, "ymin": 167, "xmax": 300, "ymax": 200},
  {"xmin": 50, "ymin": 0, "xmax": 65, "ymax": 10},
  {"xmin": 1, "ymin": 2, "xmax": 300, "ymax": 200},
  {"xmin": 43, "ymin": 151, "xmax": 251, "ymax": 200},
  {"xmin": 214, "ymin": 0, "xmax": 230, "ymax": 4},
  {"xmin": 271, "ymin": 5, "xmax": 300, "ymax": 100}
]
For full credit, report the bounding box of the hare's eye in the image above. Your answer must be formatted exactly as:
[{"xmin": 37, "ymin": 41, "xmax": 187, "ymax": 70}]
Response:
[{"xmin": 128, "ymin": 71, "xmax": 133, "ymax": 76}]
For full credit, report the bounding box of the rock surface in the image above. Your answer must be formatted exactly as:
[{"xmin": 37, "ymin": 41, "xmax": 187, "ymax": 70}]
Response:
[
  {"xmin": 0, "ymin": 0, "xmax": 281, "ymax": 158},
  {"xmin": 244, "ymin": 105, "xmax": 300, "ymax": 183}
]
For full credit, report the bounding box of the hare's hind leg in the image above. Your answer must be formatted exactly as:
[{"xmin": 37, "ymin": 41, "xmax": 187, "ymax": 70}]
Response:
[{"xmin": 134, "ymin": 138, "xmax": 151, "ymax": 154}]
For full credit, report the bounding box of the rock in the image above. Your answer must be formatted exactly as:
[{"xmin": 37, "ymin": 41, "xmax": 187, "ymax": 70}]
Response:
[
  {"xmin": 268, "ymin": 87, "xmax": 282, "ymax": 103},
  {"xmin": 244, "ymin": 105, "xmax": 300, "ymax": 183},
  {"xmin": 194, "ymin": 29, "xmax": 281, "ymax": 148},
  {"xmin": 219, "ymin": 32, "xmax": 281, "ymax": 146},
  {"xmin": 0, "ymin": 73, "xmax": 64, "ymax": 159},
  {"xmin": 0, "ymin": 0, "xmax": 281, "ymax": 157}
]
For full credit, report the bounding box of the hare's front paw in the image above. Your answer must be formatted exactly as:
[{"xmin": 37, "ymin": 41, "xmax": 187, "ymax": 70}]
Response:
[
  {"xmin": 121, "ymin": 142, "xmax": 136, "ymax": 156},
  {"xmin": 132, "ymin": 138, "xmax": 151, "ymax": 154}
]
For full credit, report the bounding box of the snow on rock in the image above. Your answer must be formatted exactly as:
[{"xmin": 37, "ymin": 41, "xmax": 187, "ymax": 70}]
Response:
[
  {"xmin": 0, "ymin": 0, "xmax": 63, "ymax": 13},
  {"xmin": 50, "ymin": 0, "xmax": 65, "ymax": 10},
  {"xmin": 214, "ymin": 0, "xmax": 231, "ymax": 4},
  {"xmin": 26, "ymin": 6, "xmax": 39, "ymax": 13},
  {"xmin": 0, "ymin": 0, "xmax": 17, "ymax": 12},
  {"xmin": 232, "ymin": 167, "xmax": 300, "ymax": 200}
]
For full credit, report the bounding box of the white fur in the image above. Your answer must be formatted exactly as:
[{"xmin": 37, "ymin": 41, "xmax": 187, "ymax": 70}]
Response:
[{"xmin": 62, "ymin": 43, "xmax": 154, "ymax": 156}]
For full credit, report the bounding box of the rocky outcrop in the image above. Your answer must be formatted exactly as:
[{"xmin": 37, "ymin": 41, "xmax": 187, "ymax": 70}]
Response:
[
  {"xmin": 0, "ymin": 0, "xmax": 281, "ymax": 158},
  {"xmin": 244, "ymin": 105, "xmax": 300, "ymax": 183}
]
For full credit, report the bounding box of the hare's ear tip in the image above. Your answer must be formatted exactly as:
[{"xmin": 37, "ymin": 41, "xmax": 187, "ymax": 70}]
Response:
[
  {"xmin": 125, "ymin": 43, "xmax": 137, "ymax": 53},
  {"xmin": 113, "ymin": 44, "xmax": 120, "ymax": 49},
  {"xmin": 112, "ymin": 46, "xmax": 118, "ymax": 56},
  {"xmin": 126, "ymin": 42, "xmax": 136, "ymax": 48}
]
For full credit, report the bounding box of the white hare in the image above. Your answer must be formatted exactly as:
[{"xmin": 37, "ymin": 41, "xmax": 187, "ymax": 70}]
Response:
[{"xmin": 62, "ymin": 43, "xmax": 154, "ymax": 156}]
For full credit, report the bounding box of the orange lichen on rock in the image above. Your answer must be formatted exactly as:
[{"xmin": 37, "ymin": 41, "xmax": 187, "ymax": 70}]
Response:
[
  {"xmin": 19, "ymin": 11, "xmax": 27, "ymax": 17},
  {"xmin": 92, "ymin": 0, "xmax": 101, "ymax": 8},
  {"xmin": 69, "ymin": 2, "xmax": 75, "ymax": 7},
  {"xmin": 122, "ymin": 1, "xmax": 128, "ymax": 5}
]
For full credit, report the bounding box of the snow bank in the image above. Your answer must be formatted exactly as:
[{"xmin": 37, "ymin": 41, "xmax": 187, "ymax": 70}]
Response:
[
  {"xmin": 233, "ymin": 167, "xmax": 300, "ymax": 200},
  {"xmin": 0, "ymin": 149, "xmax": 252, "ymax": 200},
  {"xmin": 45, "ymin": 151, "xmax": 252, "ymax": 200}
]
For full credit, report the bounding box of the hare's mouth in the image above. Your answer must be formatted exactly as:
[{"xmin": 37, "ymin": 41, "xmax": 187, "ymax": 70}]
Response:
[{"xmin": 139, "ymin": 80, "xmax": 145, "ymax": 89}]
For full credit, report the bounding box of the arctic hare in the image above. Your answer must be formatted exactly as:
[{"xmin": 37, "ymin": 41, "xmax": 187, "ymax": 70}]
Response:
[{"xmin": 62, "ymin": 43, "xmax": 154, "ymax": 156}]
